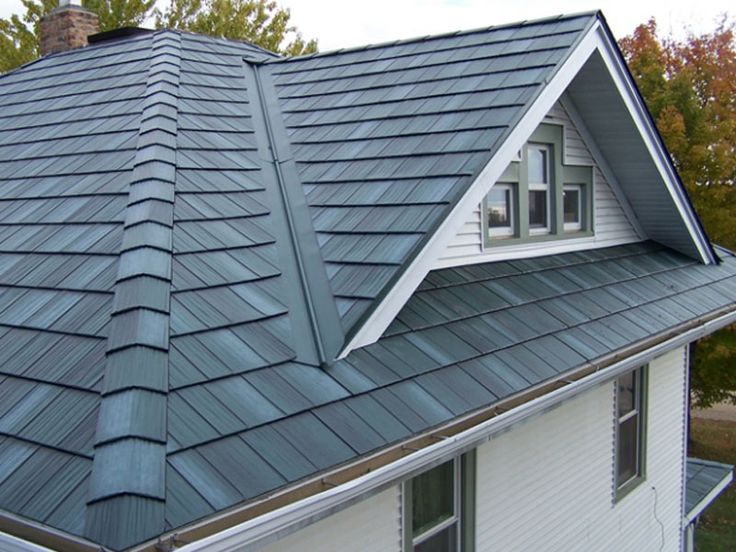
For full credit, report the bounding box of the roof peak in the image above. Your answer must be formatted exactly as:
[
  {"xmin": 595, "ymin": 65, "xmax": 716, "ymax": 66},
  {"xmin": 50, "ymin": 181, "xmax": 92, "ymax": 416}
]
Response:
[{"xmin": 271, "ymin": 11, "xmax": 600, "ymax": 63}]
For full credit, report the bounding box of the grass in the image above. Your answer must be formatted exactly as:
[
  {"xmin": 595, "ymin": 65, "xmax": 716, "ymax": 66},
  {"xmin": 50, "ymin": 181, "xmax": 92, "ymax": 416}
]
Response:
[{"xmin": 690, "ymin": 417, "xmax": 736, "ymax": 551}]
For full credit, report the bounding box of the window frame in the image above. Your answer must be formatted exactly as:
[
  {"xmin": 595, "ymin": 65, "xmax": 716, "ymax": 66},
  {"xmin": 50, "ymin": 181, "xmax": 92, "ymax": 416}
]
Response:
[
  {"xmin": 482, "ymin": 123, "xmax": 593, "ymax": 248},
  {"xmin": 485, "ymin": 182, "xmax": 517, "ymax": 239},
  {"xmin": 614, "ymin": 366, "xmax": 648, "ymax": 501},
  {"xmin": 527, "ymin": 143, "xmax": 552, "ymax": 235},
  {"xmin": 563, "ymin": 183, "xmax": 583, "ymax": 232},
  {"xmin": 403, "ymin": 452, "xmax": 476, "ymax": 552}
]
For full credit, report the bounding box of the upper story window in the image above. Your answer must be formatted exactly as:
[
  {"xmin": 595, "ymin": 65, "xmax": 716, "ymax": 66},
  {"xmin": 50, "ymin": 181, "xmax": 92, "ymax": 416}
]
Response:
[
  {"xmin": 527, "ymin": 143, "xmax": 551, "ymax": 234},
  {"xmin": 615, "ymin": 366, "xmax": 647, "ymax": 499},
  {"xmin": 563, "ymin": 184, "xmax": 582, "ymax": 231},
  {"xmin": 487, "ymin": 184, "xmax": 515, "ymax": 238},
  {"xmin": 404, "ymin": 453, "xmax": 475, "ymax": 552},
  {"xmin": 483, "ymin": 124, "xmax": 593, "ymax": 247}
]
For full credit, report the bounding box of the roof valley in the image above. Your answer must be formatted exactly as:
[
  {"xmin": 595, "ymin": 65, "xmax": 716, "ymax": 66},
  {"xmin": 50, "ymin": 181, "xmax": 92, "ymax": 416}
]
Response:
[
  {"xmin": 244, "ymin": 62, "xmax": 344, "ymax": 365},
  {"xmin": 84, "ymin": 31, "xmax": 182, "ymax": 549}
]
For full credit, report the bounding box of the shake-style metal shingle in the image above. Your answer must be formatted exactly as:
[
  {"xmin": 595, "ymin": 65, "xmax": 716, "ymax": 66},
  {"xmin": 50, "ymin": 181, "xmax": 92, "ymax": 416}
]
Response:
[
  {"xmin": 0, "ymin": 12, "xmax": 734, "ymax": 551},
  {"xmin": 685, "ymin": 458, "xmax": 734, "ymax": 521}
]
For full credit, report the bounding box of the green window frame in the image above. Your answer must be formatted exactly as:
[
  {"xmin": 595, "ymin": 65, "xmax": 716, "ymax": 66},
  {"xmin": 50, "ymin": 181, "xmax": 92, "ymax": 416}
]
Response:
[
  {"xmin": 614, "ymin": 366, "xmax": 648, "ymax": 500},
  {"xmin": 403, "ymin": 452, "xmax": 476, "ymax": 552},
  {"xmin": 483, "ymin": 123, "xmax": 593, "ymax": 247}
]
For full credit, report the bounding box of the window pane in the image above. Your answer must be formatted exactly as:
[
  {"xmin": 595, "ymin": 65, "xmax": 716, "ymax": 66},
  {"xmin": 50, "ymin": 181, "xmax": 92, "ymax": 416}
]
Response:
[
  {"xmin": 563, "ymin": 188, "xmax": 580, "ymax": 224},
  {"xmin": 529, "ymin": 190, "xmax": 548, "ymax": 228},
  {"xmin": 415, "ymin": 524, "xmax": 457, "ymax": 552},
  {"xmin": 528, "ymin": 147, "xmax": 548, "ymax": 183},
  {"xmin": 412, "ymin": 461, "xmax": 455, "ymax": 538},
  {"xmin": 488, "ymin": 187, "xmax": 511, "ymax": 228},
  {"xmin": 617, "ymin": 416, "xmax": 638, "ymax": 485},
  {"xmin": 618, "ymin": 371, "xmax": 636, "ymax": 417}
]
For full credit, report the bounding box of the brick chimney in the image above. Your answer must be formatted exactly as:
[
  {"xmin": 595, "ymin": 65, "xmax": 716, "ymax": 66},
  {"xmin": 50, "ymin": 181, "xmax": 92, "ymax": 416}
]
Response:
[{"xmin": 39, "ymin": 0, "xmax": 99, "ymax": 56}]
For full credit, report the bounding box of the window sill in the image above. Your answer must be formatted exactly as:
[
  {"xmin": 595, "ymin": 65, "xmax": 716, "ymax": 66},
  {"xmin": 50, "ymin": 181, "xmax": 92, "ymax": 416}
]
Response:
[
  {"xmin": 484, "ymin": 229, "xmax": 594, "ymax": 249},
  {"xmin": 614, "ymin": 474, "xmax": 646, "ymax": 503}
]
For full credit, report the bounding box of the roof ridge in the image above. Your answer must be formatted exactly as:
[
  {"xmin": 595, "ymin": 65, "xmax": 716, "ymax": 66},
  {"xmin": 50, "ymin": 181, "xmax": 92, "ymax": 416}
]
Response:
[
  {"xmin": 168, "ymin": 27, "xmax": 280, "ymax": 60},
  {"xmin": 83, "ymin": 31, "xmax": 182, "ymax": 550},
  {"xmin": 269, "ymin": 11, "xmax": 599, "ymax": 63}
]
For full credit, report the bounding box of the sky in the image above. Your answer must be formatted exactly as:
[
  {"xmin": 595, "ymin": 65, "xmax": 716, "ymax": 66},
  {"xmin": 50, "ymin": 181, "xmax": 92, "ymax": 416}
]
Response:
[{"xmin": 0, "ymin": 0, "xmax": 732, "ymax": 51}]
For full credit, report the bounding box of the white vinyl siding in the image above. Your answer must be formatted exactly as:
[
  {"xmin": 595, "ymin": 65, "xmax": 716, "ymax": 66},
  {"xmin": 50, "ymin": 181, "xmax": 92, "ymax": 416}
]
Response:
[
  {"xmin": 258, "ymin": 487, "xmax": 401, "ymax": 552},
  {"xmin": 438, "ymin": 100, "xmax": 641, "ymax": 266},
  {"xmin": 475, "ymin": 347, "xmax": 687, "ymax": 552}
]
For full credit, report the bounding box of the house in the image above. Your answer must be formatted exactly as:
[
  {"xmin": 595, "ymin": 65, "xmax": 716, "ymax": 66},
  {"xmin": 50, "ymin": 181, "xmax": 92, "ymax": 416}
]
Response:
[{"xmin": 0, "ymin": 3, "xmax": 734, "ymax": 551}]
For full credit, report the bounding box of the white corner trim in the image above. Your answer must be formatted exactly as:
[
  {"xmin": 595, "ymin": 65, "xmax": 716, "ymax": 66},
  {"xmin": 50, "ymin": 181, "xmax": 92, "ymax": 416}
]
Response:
[
  {"xmin": 591, "ymin": 32, "xmax": 715, "ymax": 265},
  {"xmin": 175, "ymin": 308, "xmax": 736, "ymax": 552},
  {"xmin": 685, "ymin": 469, "xmax": 734, "ymax": 523},
  {"xmin": 339, "ymin": 21, "xmax": 605, "ymax": 356}
]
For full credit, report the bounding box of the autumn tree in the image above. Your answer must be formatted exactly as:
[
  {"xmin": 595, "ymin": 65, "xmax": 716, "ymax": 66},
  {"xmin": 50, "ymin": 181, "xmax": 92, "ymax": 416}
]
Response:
[
  {"xmin": 619, "ymin": 17, "xmax": 736, "ymax": 247},
  {"xmin": 620, "ymin": 18, "xmax": 736, "ymax": 407},
  {"xmin": 0, "ymin": 0, "xmax": 316, "ymax": 74}
]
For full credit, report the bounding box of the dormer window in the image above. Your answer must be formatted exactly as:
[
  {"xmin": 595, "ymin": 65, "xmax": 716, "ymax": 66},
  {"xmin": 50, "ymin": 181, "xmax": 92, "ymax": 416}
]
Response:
[
  {"xmin": 528, "ymin": 143, "xmax": 551, "ymax": 234},
  {"xmin": 563, "ymin": 184, "xmax": 582, "ymax": 232},
  {"xmin": 487, "ymin": 184, "xmax": 516, "ymax": 238},
  {"xmin": 483, "ymin": 123, "xmax": 593, "ymax": 247}
]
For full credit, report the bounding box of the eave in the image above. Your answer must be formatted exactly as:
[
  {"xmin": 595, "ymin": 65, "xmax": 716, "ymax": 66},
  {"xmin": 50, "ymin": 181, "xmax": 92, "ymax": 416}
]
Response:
[{"xmin": 163, "ymin": 303, "xmax": 736, "ymax": 552}]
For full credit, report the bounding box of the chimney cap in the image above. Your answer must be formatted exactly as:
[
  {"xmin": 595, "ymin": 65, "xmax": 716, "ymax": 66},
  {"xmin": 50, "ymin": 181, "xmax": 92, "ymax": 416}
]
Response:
[{"xmin": 88, "ymin": 27, "xmax": 155, "ymax": 45}]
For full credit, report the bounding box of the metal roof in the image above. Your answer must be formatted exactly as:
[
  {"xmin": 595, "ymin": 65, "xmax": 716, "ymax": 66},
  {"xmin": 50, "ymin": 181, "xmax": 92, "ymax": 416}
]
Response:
[
  {"xmin": 685, "ymin": 457, "xmax": 733, "ymax": 521},
  {"xmin": 0, "ymin": 13, "xmax": 735, "ymax": 551},
  {"xmin": 271, "ymin": 14, "xmax": 596, "ymax": 338}
]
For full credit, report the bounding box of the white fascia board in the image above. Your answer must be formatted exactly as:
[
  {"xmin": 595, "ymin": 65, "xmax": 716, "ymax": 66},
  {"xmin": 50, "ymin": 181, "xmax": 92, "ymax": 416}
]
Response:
[
  {"xmin": 592, "ymin": 30, "xmax": 715, "ymax": 265},
  {"xmin": 176, "ymin": 308, "xmax": 736, "ymax": 552},
  {"xmin": 0, "ymin": 532, "xmax": 54, "ymax": 552},
  {"xmin": 685, "ymin": 469, "xmax": 734, "ymax": 523},
  {"xmin": 339, "ymin": 22, "xmax": 605, "ymax": 356}
]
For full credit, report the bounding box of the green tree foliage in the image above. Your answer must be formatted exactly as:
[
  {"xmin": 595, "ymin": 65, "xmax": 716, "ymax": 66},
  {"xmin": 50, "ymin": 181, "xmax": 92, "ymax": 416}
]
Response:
[
  {"xmin": 0, "ymin": 0, "xmax": 316, "ymax": 74},
  {"xmin": 0, "ymin": 0, "xmax": 155, "ymax": 73},
  {"xmin": 0, "ymin": 0, "xmax": 57, "ymax": 73},
  {"xmin": 154, "ymin": 0, "xmax": 317, "ymax": 56},
  {"xmin": 84, "ymin": 0, "xmax": 156, "ymax": 32},
  {"xmin": 691, "ymin": 330, "xmax": 736, "ymax": 407},
  {"xmin": 620, "ymin": 18, "xmax": 736, "ymax": 408}
]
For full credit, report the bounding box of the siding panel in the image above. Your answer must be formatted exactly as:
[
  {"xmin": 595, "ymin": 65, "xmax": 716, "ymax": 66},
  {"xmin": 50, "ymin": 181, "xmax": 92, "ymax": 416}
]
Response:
[
  {"xmin": 475, "ymin": 347, "xmax": 687, "ymax": 551},
  {"xmin": 439, "ymin": 101, "xmax": 640, "ymax": 266},
  {"xmin": 259, "ymin": 487, "xmax": 401, "ymax": 552}
]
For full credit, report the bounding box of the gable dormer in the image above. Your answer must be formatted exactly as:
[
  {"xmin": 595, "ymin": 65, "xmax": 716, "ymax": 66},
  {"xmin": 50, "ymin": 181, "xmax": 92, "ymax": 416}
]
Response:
[{"xmin": 340, "ymin": 16, "xmax": 716, "ymax": 355}]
